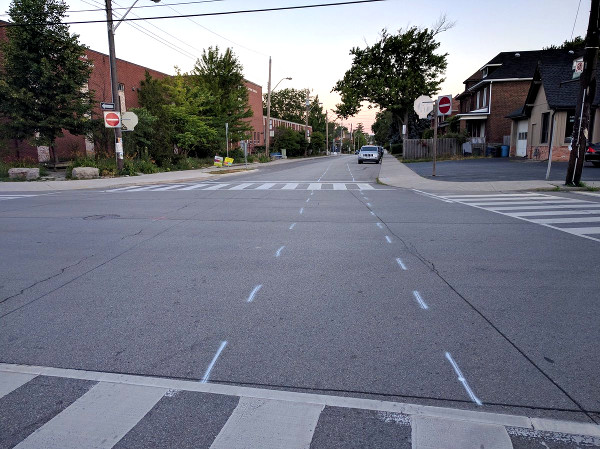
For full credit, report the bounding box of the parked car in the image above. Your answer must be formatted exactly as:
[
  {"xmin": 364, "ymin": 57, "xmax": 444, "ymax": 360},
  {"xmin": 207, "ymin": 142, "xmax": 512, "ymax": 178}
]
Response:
[
  {"xmin": 586, "ymin": 143, "xmax": 600, "ymax": 167},
  {"xmin": 358, "ymin": 145, "xmax": 381, "ymax": 164}
]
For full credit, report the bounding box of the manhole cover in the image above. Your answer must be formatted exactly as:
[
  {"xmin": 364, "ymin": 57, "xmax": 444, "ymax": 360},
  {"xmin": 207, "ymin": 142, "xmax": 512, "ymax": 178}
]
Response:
[{"xmin": 83, "ymin": 214, "xmax": 120, "ymax": 220}]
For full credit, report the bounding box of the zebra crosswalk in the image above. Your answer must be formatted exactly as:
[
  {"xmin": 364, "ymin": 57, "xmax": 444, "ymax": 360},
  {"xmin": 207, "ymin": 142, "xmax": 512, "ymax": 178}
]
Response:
[
  {"xmin": 103, "ymin": 182, "xmax": 391, "ymax": 193},
  {"xmin": 0, "ymin": 194, "xmax": 39, "ymax": 202},
  {"xmin": 433, "ymin": 192, "xmax": 600, "ymax": 242},
  {"xmin": 1, "ymin": 364, "xmax": 598, "ymax": 448}
]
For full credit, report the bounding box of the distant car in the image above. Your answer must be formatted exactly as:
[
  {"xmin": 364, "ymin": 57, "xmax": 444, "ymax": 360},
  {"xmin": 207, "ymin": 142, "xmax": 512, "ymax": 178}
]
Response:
[
  {"xmin": 358, "ymin": 145, "xmax": 381, "ymax": 164},
  {"xmin": 586, "ymin": 143, "xmax": 600, "ymax": 167}
]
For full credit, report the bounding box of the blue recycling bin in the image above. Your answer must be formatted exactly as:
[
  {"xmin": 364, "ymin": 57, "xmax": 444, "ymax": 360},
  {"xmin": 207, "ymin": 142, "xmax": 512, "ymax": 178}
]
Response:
[{"xmin": 501, "ymin": 145, "xmax": 509, "ymax": 157}]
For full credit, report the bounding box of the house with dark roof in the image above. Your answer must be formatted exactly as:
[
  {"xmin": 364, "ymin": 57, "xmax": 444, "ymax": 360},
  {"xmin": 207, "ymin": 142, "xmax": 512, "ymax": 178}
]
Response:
[
  {"xmin": 455, "ymin": 50, "xmax": 582, "ymax": 148},
  {"xmin": 507, "ymin": 52, "xmax": 598, "ymax": 161}
]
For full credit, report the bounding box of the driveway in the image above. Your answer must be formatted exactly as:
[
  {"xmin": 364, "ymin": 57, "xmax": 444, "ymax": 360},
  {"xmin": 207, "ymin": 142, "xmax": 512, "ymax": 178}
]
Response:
[{"xmin": 405, "ymin": 158, "xmax": 600, "ymax": 182}]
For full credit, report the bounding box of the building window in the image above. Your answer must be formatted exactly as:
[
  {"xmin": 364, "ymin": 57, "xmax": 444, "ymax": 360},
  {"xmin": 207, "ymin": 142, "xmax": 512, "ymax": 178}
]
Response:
[
  {"xmin": 564, "ymin": 110, "xmax": 575, "ymax": 143},
  {"xmin": 483, "ymin": 87, "xmax": 487, "ymax": 107},
  {"xmin": 117, "ymin": 83, "xmax": 125, "ymax": 91},
  {"xmin": 476, "ymin": 91, "xmax": 481, "ymax": 109},
  {"xmin": 518, "ymin": 131, "xmax": 528, "ymax": 140},
  {"xmin": 540, "ymin": 112, "xmax": 550, "ymax": 143}
]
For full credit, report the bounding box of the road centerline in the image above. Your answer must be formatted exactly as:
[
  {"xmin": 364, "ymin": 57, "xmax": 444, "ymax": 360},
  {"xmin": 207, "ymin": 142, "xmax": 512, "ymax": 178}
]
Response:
[{"xmin": 201, "ymin": 341, "xmax": 228, "ymax": 384}]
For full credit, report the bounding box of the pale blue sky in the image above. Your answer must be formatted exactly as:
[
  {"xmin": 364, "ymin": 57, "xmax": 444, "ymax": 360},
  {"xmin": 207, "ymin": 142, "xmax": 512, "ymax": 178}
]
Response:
[{"xmin": 0, "ymin": 0, "xmax": 591, "ymax": 130}]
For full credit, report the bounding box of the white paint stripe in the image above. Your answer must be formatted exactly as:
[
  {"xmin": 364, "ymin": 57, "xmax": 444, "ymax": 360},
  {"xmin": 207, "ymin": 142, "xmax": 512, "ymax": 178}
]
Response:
[
  {"xmin": 333, "ymin": 183, "xmax": 346, "ymax": 190},
  {"xmin": 575, "ymin": 191, "xmax": 600, "ymax": 197},
  {"xmin": 179, "ymin": 183, "xmax": 210, "ymax": 190},
  {"xmin": 3, "ymin": 363, "xmax": 598, "ymax": 436},
  {"xmin": 282, "ymin": 183, "xmax": 299, "ymax": 190},
  {"xmin": 367, "ymin": 202, "xmax": 372, "ymax": 207},
  {"xmin": 209, "ymin": 397, "xmax": 324, "ymax": 449},
  {"xmin": 385, "ymin": 235, "xmax": 392, "ymax": 243},
  {"xmin": 204, "ymin": 184, "xmax": 230, "ymax": 190},
  {"xmin": 530, "ymin": 216, "xmax": 600, "ymax": 224},
  {"xmin": 489, "ymin": 204, "xmax": 600, "ymax": 211},
  {"xmin": 376, "ymin": 222, "xmax": 383, "ymax": 229},
  {"xmin": 306, "ymin": 198, "xmax": 310, "ymax": 203},
  {"xmin": 125, "ymin": 185, "xmax": 168, "ymax": 191},
  {"xmin": 0, "ymin": 194, "xmax": 38, "ymax": 197},
  {"xmin": 299, "ymin": 208, "xmax": 304, "ymax": 214},
  {"xmin": 370, "ymin": 211, "xmax": 376, "ymax": 216},
  {"xmin": 358, "ymin": 183, "xmax": 375, "ymax": 190},
  {"xmin": 560, "ymin": 226, "xmax": 600, "ymax": 235},
  {"xmin": 275, "ymin": 246, "xmax": 285, "ymax": 257},
  {"xmin": 445, "ymin": 352, "xmax": 483, "ymax": 406},
  {"xmin": 151, "ymin": 184, "xmax": 185, "ymax": 191},
  {"xmin": 0, "ymin": 372, "xmax": 37, "ymax": 399},
  {"xmin": 311, "ymin": 191, "xmax": 315, "ymax": 195},
  {"xmin": 247, "ymin": 284, "xmax": 262, "ymax": 303},
  {"xmin": 106, "ymin": 186, "xmax": 141, "ymax": 192},
  {"xmin": 228, "ymin": 183, "xmax": 254, "ymax": 190},
  {"xmin": 201, "ymin": 341, "xmax": 228, "ymax": 384},
  {"xmin": 14, "ymin": 382, "xmax": 166, "ymax": 449},
  {"xmin": 396, "ymin": 258, "xmax": 407, "ymax": 270},
  {"xmin": 443, "ymin": 193, "xmax": 548, "ymax": 199},
  {"xmin": 467, "ymin": 200, "xmax": 589, "ymax": 207},
  {"xmin": 455, "ymin": 196, "xmax": 560, "ymax": 203},
  {"xmin": 308, "ymin": 183, "xmax": 322, "ymax": 190},
  {"xmin": 506, "ymin": 210, "xmax": 600, "ymax": 217},
  {"xmin": 256, "ymin": 183, "xmax": 275, "ymax": 190},
  {"xmin": 346, "ymin": 163, "xmax": 356, "ymax": 182},
  {"xmin": 289, "ymin": 223, "xmax": 296, "ymax": 230},
  {"xmin": 412, "ymin": 291, "xmax": 429, "ymax": 310},
  {"xmin": 413, "ymin": 189, "xmax": 455, "ymax": 203}
]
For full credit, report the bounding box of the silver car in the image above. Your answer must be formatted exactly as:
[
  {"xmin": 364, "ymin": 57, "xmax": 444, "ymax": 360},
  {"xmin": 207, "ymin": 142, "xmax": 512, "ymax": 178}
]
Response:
[{"xmin": 358, "ymin": 145, "xmax": 381, "ymax": 164}]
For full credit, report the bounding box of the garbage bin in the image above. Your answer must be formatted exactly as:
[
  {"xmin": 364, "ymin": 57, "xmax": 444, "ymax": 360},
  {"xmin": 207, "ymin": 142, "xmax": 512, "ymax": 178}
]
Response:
[
  {"xmin": 486, "ymin": 146, "xmax": 495, "ymax": 157},
  {"xmin": 501, "ymin": 145, "xmax": 509, "ymax": 157}
]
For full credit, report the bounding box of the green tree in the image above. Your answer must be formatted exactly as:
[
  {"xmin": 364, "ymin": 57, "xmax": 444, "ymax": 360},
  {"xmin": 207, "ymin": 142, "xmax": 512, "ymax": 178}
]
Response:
[
  {"xmin": 272, "ymin": 126, "xmax": 302, "ymax": 156},
  {"xmin": 263, "ymin": 88, "xmax": 307, "ymax": 123},
  {"xmin": 353, "ymin": 123, "xmax": 368, "ymax": 149},
  {"xmin": 193, "ymin": 46, "xmax": 252, "ymax": 149},
  {"xmin": 544, "ymin": 36, "xmax": 585, "ymax": 51},
  {"xmin": 308, "ymin": 96, "xmax": 325, "ymax": 134},
  {"xmin": 0, "ymin": 0, "xmax": 93, "ymax": 162},
  {"xmin": 309, "ymin": 131, "xmax": 325, "ymax": 153},
  {"xmin": 333, "ymin": 21, "xmax": 449, "ymax": 138}
]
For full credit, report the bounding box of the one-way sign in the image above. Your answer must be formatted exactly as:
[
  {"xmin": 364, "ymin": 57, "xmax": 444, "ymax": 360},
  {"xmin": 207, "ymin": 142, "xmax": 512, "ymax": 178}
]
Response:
[{"xmin": 101, "ymin": 102, "xmax": 115, "ymax": 110}]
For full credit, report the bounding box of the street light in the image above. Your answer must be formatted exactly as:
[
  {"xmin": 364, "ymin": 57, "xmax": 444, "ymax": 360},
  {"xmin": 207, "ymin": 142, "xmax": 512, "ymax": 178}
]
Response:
[
  {"xmin": 104, "ymin": 0, "xmax": 160, "ymax": 171},
  {"xmin": 304, "ymin": 95, "xmax": 322, "ymax": 157},
  {"xmin": 264, "ymin": 58, "xmax": 291, "ymax": 157}
]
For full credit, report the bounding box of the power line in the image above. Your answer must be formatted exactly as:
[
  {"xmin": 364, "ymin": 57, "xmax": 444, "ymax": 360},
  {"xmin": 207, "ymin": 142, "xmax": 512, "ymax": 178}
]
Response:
[
  {"xmin": 571, "ymin": 0, "xmax": 583, "ymax": 40},
  {"xmin": 0, "ymin": 0, "xmax": 387, "ymax": 27}
]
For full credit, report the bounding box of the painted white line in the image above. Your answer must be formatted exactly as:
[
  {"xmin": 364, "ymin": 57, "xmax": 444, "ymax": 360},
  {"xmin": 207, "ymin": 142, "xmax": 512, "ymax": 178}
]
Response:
[
  {"xmin": 275, "ymin": 246, "xmax": 285, "ymax": 257},
  {"xmin": 201, "ymin": 341, "xmax": 228, "ymax": 383},
  {"xmin": 443, "ymin": 193, "xmax": 549, "ymax": 199},
  {"xmin": 358, "ymin": 183, "xmax": 375, "ymax": 190},
  {"xmin": 14, "ymin": 382, "xmax": 166, "ymax": 449},
  {"xmin": 489, "ymin": 204, "xmax": 600, "ymax": 211},
  {"xmin": 575, "ymin": 191, "xmax": 600, "ymax": 198},
  {"xmin": 396, "ymin": 258, "xmax": 407, "ymax": 270},
  {"xmin": 311, "ymin": 191, "xmax": 315, "ymax": 196},
  {"xmin": 370, "ymin": 211, "xmax": 376, "ymax": 216},
  {"xmin": 346, "ymin": 163, "xmax": 356, "ymax": 182},
  {"xmin": 412, "ymin": 189, "xmax": 455, "ymax": 203},
  {"xmin": 529, "ymin": 216, "xmax": 600, "ymax": 224},
  {"xmin": 151, "ymin": 184, "xmax": 185, "ymax": 191},
  {"xmin": 308, "ymin": 183, "xmax": 322, "ymax": 190},
  {"xmin": 209, "ymin": 397, "xmax": 324, "ymax": 449},
  {"xmin": 363, "ymin": 197, "xmax": 369, "ymax": 200},
  {"xmin": 317, "ymin": 163, "xmax": 332, "ymax": 182},
  {"xmin": 333, "ymin": 183, "xmax": 346, "ymax": 190},
  {"xmin": 507, "ymin": 210, "xmax": 600, "ymax": 217},
  {"xmin": 367, "ymin": 202, "xmax": 372, "ymax": 207},
  {"xmin": 179, "ymin": 183, "xmax": 210, "ymax": 191},
  {"xmin": 376, "ymin": 222, "xmax": 384, "ymax": 229},
  {"xmin": 247, "ymin": 284, "xmax": 263, "ymax": 303},
  {"xmin": 229, "ymin": 183, "xmax": 254, "ymax": 190},
  {"xmin": 412, "ymin": 291, "xmax": 428, "ymax": 310},
  {"xmin": 467, "ymin": 200, "xmax": 589, "ymax": 207},
  {"xmin": 256, "ymin": 183, "xmax": 276, "ymax": 190},
  {"xmin": 204, "ymin": 184, "xmax": 230, "ymax": 190},
  {"xmin": 125, "ymin": 185, "xmax": 168, "ymax": 192},
  {"xmin": 0, "ymin": 372, "xmax": 37, "ymax": 399},
  {"xmin": 105, "ymin": 186, "xmax": 141, "ymax": 192},
  {"xmin": 282, "ymin": 183, "xmax": 299, "ymax": 190},
  {"xmin": 3, "ymin": 363, "xmax": 599, "ymax": 436},
  {"xmin": 299, "ymin": 208, "xmax": 304, "ymax": 214},
  {"xmin": 289, "ymin": 223, "xmax": 296, "ymax": 230},
  {"xmin": 385, "ymin": 235, "xmax": 392, "ymax": 243},
  {"xmin": 445, "ymin": 352, "xmax": 483, "ymax": 406},
  {"xmin": 306, "ymin": 198, "xmax": 311, "ymax": 203},
  {"xmin": 560, "ymin": 226, "xmax": 600, "ymax": 235}
]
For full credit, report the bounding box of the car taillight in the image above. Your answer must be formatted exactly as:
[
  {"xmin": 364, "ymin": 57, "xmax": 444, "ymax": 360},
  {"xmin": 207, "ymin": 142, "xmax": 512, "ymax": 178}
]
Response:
[{"xmin": 588, "ymin": 147, "xmax": 596, "ymax": 153}]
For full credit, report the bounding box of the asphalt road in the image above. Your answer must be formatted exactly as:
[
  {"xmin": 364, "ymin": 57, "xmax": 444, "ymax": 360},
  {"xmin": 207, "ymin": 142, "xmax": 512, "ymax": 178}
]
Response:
[
  {"xmin": 406, "ymin": 158, "xmax": 600, "ymax": 182},
  {"xmin": 1, "ymin": 154, "xmax": 599, "ymax": 447}
]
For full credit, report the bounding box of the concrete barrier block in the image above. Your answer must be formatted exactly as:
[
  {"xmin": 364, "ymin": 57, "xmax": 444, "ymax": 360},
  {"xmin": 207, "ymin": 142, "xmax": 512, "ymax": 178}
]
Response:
[
  {"xmin": 8, "ymin": 168, "xmax": 40, "ymax": 180},
  {"xmin": 72, "ymin": 167, "xmax": 99, "ymax": 179}
]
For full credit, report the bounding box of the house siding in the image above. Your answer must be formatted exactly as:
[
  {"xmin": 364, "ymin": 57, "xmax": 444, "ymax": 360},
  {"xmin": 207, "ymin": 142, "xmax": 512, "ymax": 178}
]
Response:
[{"xmin": 486, "ymin": 80, "xmax": 530, "ymax": 144}]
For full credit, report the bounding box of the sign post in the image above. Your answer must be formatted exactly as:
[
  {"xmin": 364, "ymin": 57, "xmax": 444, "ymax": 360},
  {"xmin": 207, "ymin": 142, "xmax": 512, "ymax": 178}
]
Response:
[{"xmin": 433, "ymin": 95, "xmax": 453, "ymax": 176}]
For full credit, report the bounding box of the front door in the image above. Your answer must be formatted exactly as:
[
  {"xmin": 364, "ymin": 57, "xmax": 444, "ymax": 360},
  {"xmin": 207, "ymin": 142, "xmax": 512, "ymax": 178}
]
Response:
[{"xmin": 516, "ymin": 120, "xmax": 528, "ymax": 157}]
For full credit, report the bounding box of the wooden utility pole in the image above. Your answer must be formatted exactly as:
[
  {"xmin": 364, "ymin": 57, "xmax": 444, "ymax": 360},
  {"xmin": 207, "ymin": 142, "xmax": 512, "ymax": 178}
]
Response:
[
  {"xmin": 325, "ymin": 110, "xmax": 329, "ymax": 155},
  {"xmin": 265, "ymin": 56, "xmax": 272, "ymax": 158},
  {"xmin": 566, "ymin": 0, "xmax": 600, "ymax": 185},
  {"xmin": 304, "ymin": 90, "xmax": 310, "ymax": 157}
]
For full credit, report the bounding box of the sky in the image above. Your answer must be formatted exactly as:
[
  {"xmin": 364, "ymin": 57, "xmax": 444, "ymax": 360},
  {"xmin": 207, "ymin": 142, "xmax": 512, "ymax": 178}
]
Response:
[{"xmin": 0, "ymin": 0, "xmax": 591, "ymax": 132}]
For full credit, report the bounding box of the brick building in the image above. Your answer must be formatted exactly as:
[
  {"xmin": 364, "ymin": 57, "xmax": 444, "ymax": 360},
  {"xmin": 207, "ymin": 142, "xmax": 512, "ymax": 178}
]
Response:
[{"xmin": 455, "ymin": 50, "xmax": 580, "ymax": 147}]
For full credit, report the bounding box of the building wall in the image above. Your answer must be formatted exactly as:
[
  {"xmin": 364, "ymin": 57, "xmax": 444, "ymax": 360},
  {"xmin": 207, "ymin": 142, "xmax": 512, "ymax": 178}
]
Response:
[
  {"xmin": 486, "ymin": 80, "xmax": 530, "ymax": 144},
  {"xmin": 244, "ymin": 80, "xmax": 264, "ymax": 152}
]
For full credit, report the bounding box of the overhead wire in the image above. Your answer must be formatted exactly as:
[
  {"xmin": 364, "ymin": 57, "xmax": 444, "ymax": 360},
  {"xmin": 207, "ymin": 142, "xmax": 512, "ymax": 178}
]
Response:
[{"xmin": 570, "ymin": 0, "xmax": 583, "ymax": 40}]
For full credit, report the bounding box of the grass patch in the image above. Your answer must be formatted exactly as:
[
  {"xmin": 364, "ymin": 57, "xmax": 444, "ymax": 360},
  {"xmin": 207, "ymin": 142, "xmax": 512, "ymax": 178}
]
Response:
[
  {"xmin": 0, "ymin": 159, "xmax": 48, "ymax": 181},
  {"xmin": 208, "ymin": 168, "xmax": 254, "ymax": 175},
  {"xmin": 376, "ymin": 177, "xmax": 388, "ymax": 185}
]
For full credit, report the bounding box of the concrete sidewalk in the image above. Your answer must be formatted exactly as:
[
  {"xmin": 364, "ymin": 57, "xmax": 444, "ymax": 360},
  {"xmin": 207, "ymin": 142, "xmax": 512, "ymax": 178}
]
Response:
[{"xmin": 378, "ymin": 154, "xmax": 600, "ymax": 192}]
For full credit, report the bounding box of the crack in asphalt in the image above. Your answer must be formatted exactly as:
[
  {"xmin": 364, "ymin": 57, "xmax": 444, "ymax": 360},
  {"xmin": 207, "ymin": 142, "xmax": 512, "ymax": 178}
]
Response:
[{"xmin": 355, "ymin": 190, "xmax": 598, "ymax": 424}]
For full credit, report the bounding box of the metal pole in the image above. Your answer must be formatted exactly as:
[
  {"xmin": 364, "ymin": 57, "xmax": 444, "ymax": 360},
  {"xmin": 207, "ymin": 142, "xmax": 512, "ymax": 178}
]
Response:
[
  {"xmin": 325, "ymin": 110, "xmax": 329, "ymax": 156},
  {"xmin": 105, "ymin": 0, "xmax": 123, "ymax": 172},
  {"xmin": 265, "ymin": 56, "xmax": 272, "ymax": 158},
  {"xmin": 545, "ymin": 112, "xmax": 556, "ymax": 180},
  {"xmin": 304, "ymin": 90, "xmax": 310, "ymax": 157},
  {"xmin": 433, "ymin": 100, "xmax": 438, "ymax": 177}
]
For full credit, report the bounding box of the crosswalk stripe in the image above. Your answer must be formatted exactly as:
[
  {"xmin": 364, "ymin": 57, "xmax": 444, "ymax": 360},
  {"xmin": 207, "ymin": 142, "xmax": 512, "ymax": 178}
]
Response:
[
  {"xmin": 282, "ymin": 183, "xmax": 299, "ymax": 190},
  {"xmin": 530, "ymin": 216, "xmax": 600, "ymax": 224},
  {"xmin": 179, "ymin": 183, "xmax": 210, "ymax": 190},
  {"xmin": 0, "ymin": 372, "xmax": 37, "ymax": 399},
  {"xmin": 256, "ymin": 183, "xmax": 276, "ymax": 190},
  {"xmin": 125, "ymin": 185, "xmax": 168, "ymax": 191},
  {"xmin": 358, "ymin": 183, "xmax": 375, "ymax": 190},
  {"xmin": 209, "ymin": 397, "xmax": 324, "ymax": 449},
  {"xmin": 489, "ymin": 204, "xmax": 600, "ymax": 211},
  {"xmin": 14, "ymin": 382, "xmax": 166, "ymax": 449},
  {"xmin": 560, "ymin": 226, "xmax": 600, "ymax": 235},
  {"xmin": 333, "ymin": 183, "xmax": 346, "ymax": 190},
  {"xmin": 229, "ymin": 183, "xmax": 253, "ymax": 190},
  {"xmin": 204, "ymin": 184, "xmax": 230, "ymax": 190},
  {"xmin": 444, "ymin": 193, "xmax": 545, "ymax": 199},
  {"xmin": 466, "ymin": 200, "xmax": 589, "ymax": 207},
  {"xmin": 105, "ymin": 186, "xmax": 141, "ymax": 192},
  {"xmin": 308, "ymin": 183, "xmax": 322, "ymax": 190},
  {"xmin": 575, "ymin": 191, "xmax": 600, "ymax": 197},
  {"xmin": 506, "ymin": 210, "xmax": 600, "ymax": 217},
  {"xmin": 151, "ymin": 185, "xmax": 186, "ymax": 191}
]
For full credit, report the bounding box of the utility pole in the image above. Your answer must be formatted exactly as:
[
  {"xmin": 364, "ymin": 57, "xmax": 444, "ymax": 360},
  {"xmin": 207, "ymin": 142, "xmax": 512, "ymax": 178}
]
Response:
[
  {"xmin": 105, "ymin": 0, "xmax": 123, "ymax": 171},
  {"xmin": 432, "ymin": 99, "xmax": 438, "ymax": 177},
  {"xmin": 265, "ymin": 56, "xmax": 272, "ymax": 158},
  {"xmin": 325, "ymin": 110, "xmax": 329, "ymax": 155},
  {"xmin": 304, "ymin": 90, "xmax": 310, "ymax": 157},
  {"xmin": 566, "ymin": 0, "xmax": 600, "ymax": 185}
]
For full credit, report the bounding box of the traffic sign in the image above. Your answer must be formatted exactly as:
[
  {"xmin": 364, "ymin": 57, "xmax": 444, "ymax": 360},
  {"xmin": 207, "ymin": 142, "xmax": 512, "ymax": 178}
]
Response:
[
  {"xmin": 438, "ymin": 95, "xmax": 452, "ymax": 116},
  {"xmin": 414, "ymin": 95, "xmax": 434, "ymax": 119},
  {"xmin": 121, "ymin": 111, "xmax": 138, "ymax": 131},
  {"xmin": 101, "ymin": 102, "xmax": 115, "ymax": 110},
  {"xmin": 104, "ymin": 111, "xmax": 121, "ymax": 128}
]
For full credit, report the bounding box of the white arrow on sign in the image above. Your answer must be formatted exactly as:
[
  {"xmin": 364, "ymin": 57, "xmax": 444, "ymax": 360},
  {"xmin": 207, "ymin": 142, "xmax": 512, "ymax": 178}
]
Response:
[
  {"xmin": 121, "ymin": 111, "xmax": 139, "ymax": 131},
  {"xmin": 413, "ymin": 95, "xmax": 434, "ymax": 119}
]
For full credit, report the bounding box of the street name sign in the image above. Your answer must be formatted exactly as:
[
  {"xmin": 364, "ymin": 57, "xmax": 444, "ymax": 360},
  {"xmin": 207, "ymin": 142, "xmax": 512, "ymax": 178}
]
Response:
[
  {"xmin": 103, "ymin": 111, "xmax": 121, "ymax": 128},
  {"xmin": 121, "ymin": 111, "xmax": 139, "ymax": 131},
  {"xmin": 438, "ymin": 95, "xmax": 452, "ymax": 116}
]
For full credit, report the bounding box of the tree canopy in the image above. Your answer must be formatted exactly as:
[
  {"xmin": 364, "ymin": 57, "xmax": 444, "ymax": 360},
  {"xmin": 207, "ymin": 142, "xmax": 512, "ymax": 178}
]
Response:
[{"xmin": 0, "ymin": 0, "xmax": 93, "ymax": 157}]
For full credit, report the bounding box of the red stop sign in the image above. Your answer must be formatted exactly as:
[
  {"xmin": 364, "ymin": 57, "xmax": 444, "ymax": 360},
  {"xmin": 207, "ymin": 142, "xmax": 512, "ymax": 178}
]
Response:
[
  {"xmin": 105, "ymin": 112, "xmax": 120, "ymax": 127},
  {"xmin": 438, "ymin": 96, "xmax": 452, "ymax": 115}
]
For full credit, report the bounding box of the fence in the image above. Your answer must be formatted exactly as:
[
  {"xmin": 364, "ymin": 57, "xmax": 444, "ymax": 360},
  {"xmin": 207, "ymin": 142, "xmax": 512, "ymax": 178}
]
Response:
[{"xmin": 403, "ymin": 138, "xmax": 461, "ymax": 159}]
